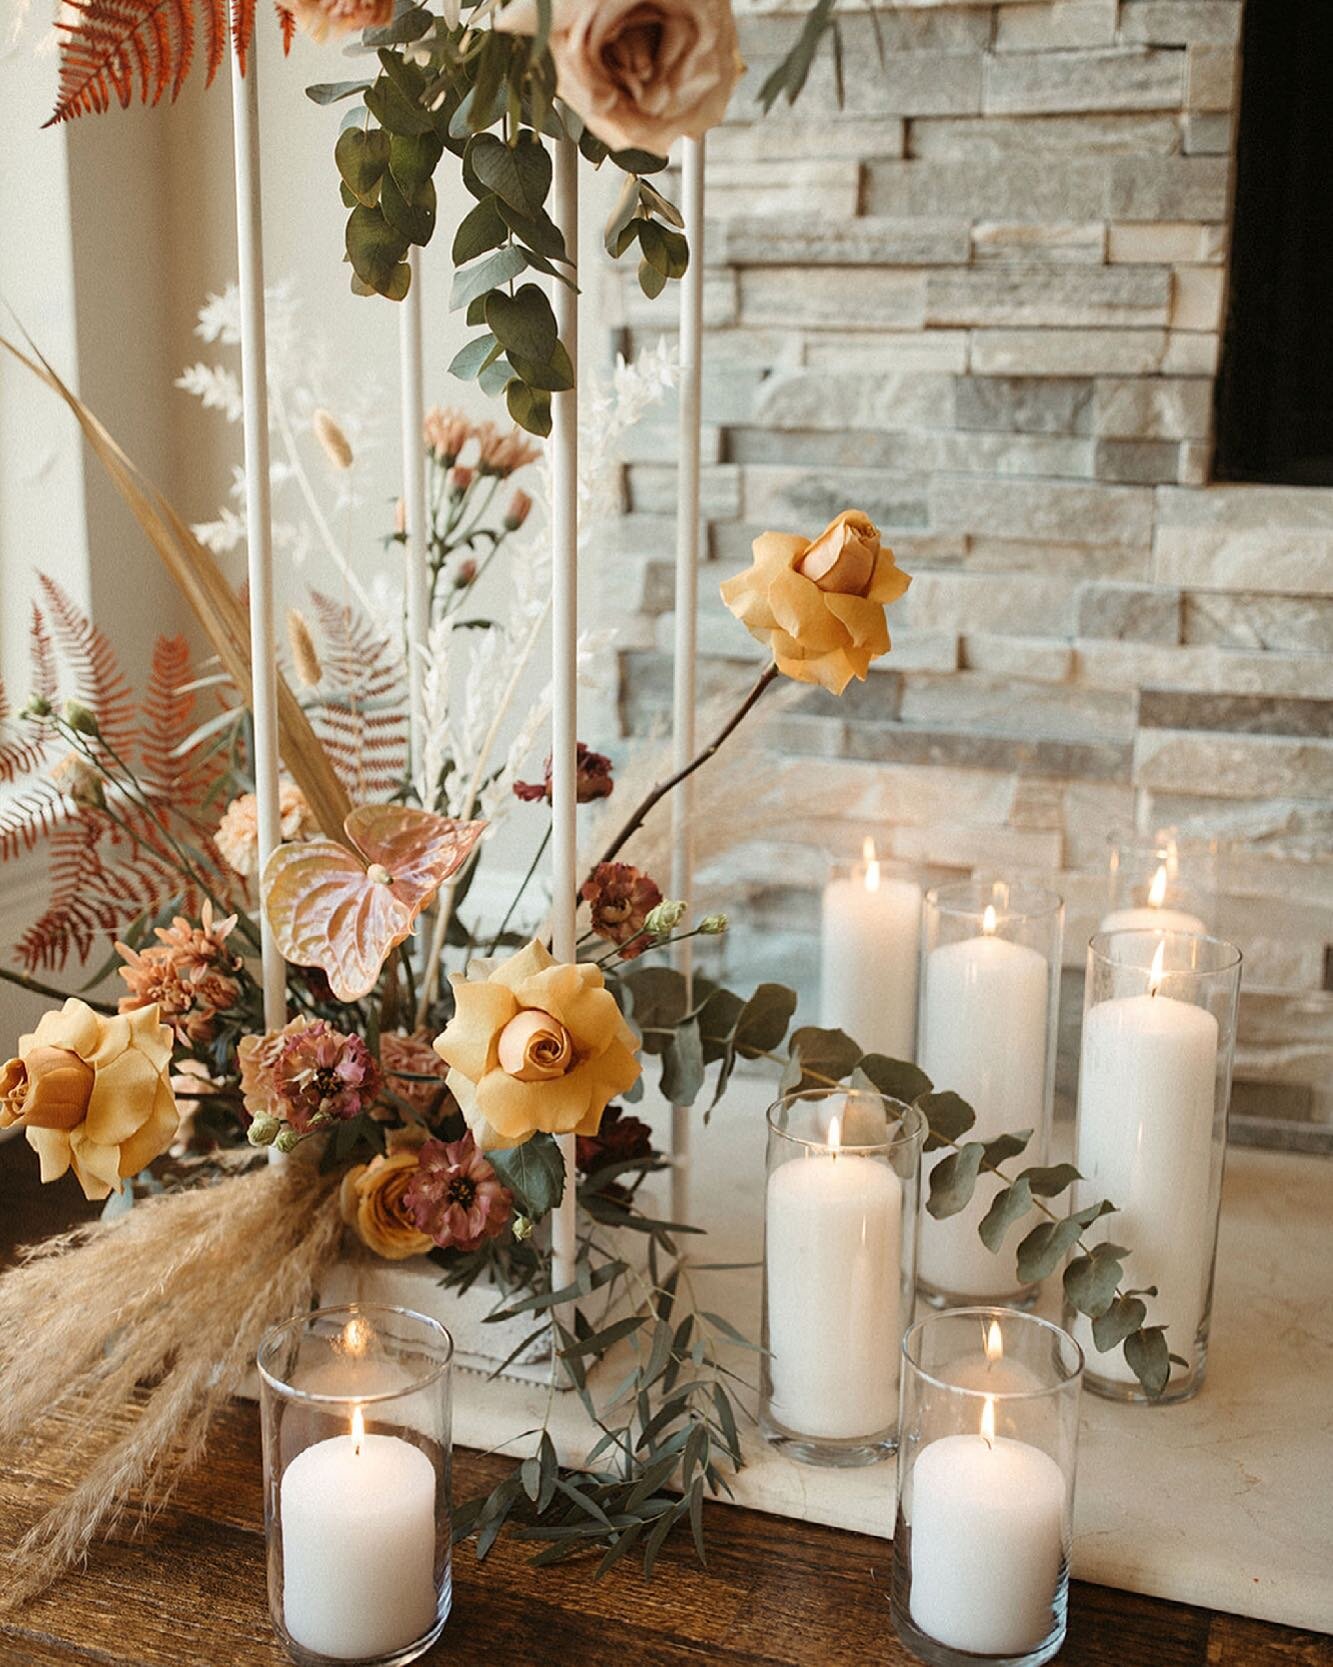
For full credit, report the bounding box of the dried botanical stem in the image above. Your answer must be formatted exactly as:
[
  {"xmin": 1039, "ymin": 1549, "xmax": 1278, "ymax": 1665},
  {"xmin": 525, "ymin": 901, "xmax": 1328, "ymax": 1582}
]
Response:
[{"xmin": 0, "ymin": 965, "xmax": 116, "ymax": 1013}]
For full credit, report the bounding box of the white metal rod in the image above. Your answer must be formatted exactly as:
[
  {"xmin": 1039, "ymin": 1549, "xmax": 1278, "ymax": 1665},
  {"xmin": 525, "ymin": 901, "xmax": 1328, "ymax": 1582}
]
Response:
[
  {"xmin": 400, "ymin": 248, "xmax": 429, "ymax": 772},
  {"xmin": 228, "ymin": 15, "xmax": 286, "ymax": 1035},
  {"xmin": 550, "ymin": 138, "xmax": 580, "ymax": 1319},
  {"xmin": 670, "ymin": 136, "xmax": 705, "ymax": 1224}
]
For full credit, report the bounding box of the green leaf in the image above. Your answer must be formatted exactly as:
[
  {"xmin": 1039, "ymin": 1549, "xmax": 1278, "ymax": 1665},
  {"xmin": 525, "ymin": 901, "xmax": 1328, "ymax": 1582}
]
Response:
[
  {"xmin": 637, "ymin": 258, "xmax": 668, "ymax": 300},
  {"xmin": 623, "ymin": 965, "xmax": 690, "ymax": 1054},
  {"xmin": 468, "ymin": 131, "xmax": 552, "ymax": 216},
  {"xmin": 1123, "ymin": 1325, "xmax": 1171, "ymax": 1396},
  {"xmin": 660, "ymin": 1017, "xmax": 705, "ymax": 1107},
  {"xmin": 927, "ymin": 1142, "xmax": 985, "ymax": 1220},
  {"xmin": 603, "ymin": 172, "xmax": 640, "ymax": 256},
  {"xmin": 732, "ymin": 982, "xmax": 797, "ymax": 1059},
  {"xmin": 856, "ymin": 1054, "xmax": 933, "ymax": 1105},
  {"xmin": 609, "ymin": 146, "xmax": 669, "ymax": 175},
  {"xmin": 757, "ymin": 0, "xmax": 836, "ymax": 111},
  {"xmin": 1064, "ymin": 1241, "xmax": 1126, "ymax": 1320},
  {"xmin": 451, "ymin": 195, "xmax": 507, "ymax": 265},
  {"xmin": 307, "ymin": 79, "xmax": 374, "ymax": 105},
  {"xmin": 980, "ymin": 1130, "xmax": 1032, "ymax": 1167},
  {"xmin": 1019, "ymin": 1162, "xmax": 1083, "ymax": 1197},
  {"xmin": 479, "ymin": 355, "xmax": 515, "ymax": 398},
  {"xmin": 485, "ymin": 282, "xmax": 558, "ymax": 362},
  {"xmin": 783, "ymin": 1026, "xmax": 862, "ymax": 1093},
  {"xmin": 1015, "ymin": 1200, "xmax": 1116, "ymax": 1285},
  {"xmin": 389, "ymin": 128, "xmax": 444, "ymax": 192},
  {"xmin": 339, "ymin": 181, "xmax": 359, "ymax": 210},
  {"xmin": 364, "ymin": 75, "xmax": 435, "ymax": 137},
  {"xmin": 1091, "ymin": 1294, "xmax": 1147, "ymax": 1353},
  {"xmin": 508, "ymin": 340, "xmax": 575, "ymax": 392},
  {"xmin": 335, "ymin": 127, "xmax": 390, "ymax": 206},
  {"xmin": 362, "ymin": 6, "xmax": 430, "ymax": 44},
  {"xmin": 449, "ymin": 245, "xmax": 527, "ymax": 312},
  {"xmin": 919, "ymin": 1089, "xmax": 976, "ymax": 1150},
  {"xmin": 610, "ymin": 215, "xmax": 645, "ymax": 260},
  {"xmin": 638, "ymin": 178, "xmax": 684, "ymax": 229},
  {"xmin": 497, "ymin": 198, "xmax": 570, "ymax": 263},
  {"xmin": 380, "ymin": 170, "xmax": 436, "ymax": 246},
  {"xmin": 345, "ymin": 205, "xmax": 410, "ymax": 299},
  {"xmin": 506, "ymin": 379, "xmax": 552, "ymax": 437},
  {"xmin": 489, "ymin": 1130, "xmax": 565, "ymax": 1219},
  {"xmin": 448, "ymin": 333, "xmax": 500, "ymax": 381},
  {"xmin": 639, "ymin": 220, "xmax": 689, "ymax": 279},
  {"xmin": 694, "ymin": 984, "xmax": 743, "ymax": 1063},
  {"xmin": 977, "ymin": 1177, "xmax": 1034, "ymax": 1252}
]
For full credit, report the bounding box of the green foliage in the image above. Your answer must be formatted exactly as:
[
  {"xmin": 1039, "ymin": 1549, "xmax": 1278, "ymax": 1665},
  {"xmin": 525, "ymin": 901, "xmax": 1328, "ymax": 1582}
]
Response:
[{"xmin": 489, "ymin": 1131, "xmax": 566, "ymax": 1220}]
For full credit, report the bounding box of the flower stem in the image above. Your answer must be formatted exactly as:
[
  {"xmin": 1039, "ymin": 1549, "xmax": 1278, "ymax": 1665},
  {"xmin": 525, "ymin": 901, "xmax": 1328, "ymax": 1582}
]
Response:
[
  {"xmin": 487, "ymin": 823, "xmax": 551, "ymax": 955},
  {"xmin": 593, "ymin": 662, "xmax": 779, "ymax": 874},
  {"xmin": 0, "ymin": 965, "xmax": 117, "ymax": 1014}
]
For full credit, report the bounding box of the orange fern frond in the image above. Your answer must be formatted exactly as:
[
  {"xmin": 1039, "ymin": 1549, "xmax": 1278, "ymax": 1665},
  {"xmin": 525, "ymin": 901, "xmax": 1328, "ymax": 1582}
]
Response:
[
  {"xmin": 276, "ymin": 2, "xmax": 295, "ymax": 52},
  {"xmin": 231, "ymin": 0, "xmax": 255, "ymax": 73},
  {"xmin": 31, "ymin": 604, "xmax": 58, "ymax": 705},
  {"xmin": 0, "ymin": 666, "xmax": 54, "ymax": 786},
  {"xmin": 37, "ymin": 575, "xmax": 137, "ymax": 760},
  {"xmin": 306, "ymin": 591, "xmax": 410, "ymax": 801},
  {"xmin": 0, "ymin": 786, "xmax": 65, "ymax": 864},
  {"xmin": 45, "ymin": 0, "xmax": 229, "ymax": 125}
]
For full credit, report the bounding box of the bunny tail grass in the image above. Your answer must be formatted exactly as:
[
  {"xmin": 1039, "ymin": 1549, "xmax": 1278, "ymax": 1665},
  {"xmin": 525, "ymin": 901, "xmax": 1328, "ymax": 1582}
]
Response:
[{"xmin": 0, "ymin": 1160, "xmax": 342, "ymax": 1609}]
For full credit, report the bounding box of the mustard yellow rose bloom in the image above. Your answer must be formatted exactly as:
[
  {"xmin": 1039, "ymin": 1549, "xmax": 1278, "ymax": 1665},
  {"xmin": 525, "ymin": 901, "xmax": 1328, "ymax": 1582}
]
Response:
[
  {"xmin": 0, "ymin": 998, "xmax": 177, "ymax": 1200},
  {"xmin": 719, "ymin": 509, "xmax": 912, "ymax": 695},
  {"xmin": 340, "ymin": 1129, "xmax": 434, "ymax": 1261},
  {"xmin": 433, "ymin": 940, "xmax": 641, "ymax": 1152}
]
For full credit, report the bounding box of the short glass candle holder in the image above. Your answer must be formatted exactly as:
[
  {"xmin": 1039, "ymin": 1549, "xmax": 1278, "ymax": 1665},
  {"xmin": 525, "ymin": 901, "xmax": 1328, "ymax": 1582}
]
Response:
[
  {"xmin": 257, "ymin": 1304, "xmax": 454, "ymax": 1667},
  {"xmin": 819, "ymin": 842, "xmax": 925, "ymax": 1063},
  {"xmin": 892, "ymin": 1308, "xmax": 1083, "ymax": 1667},
  {"xmin": 760, "ymin": 1085, "xmax": 925, "ymax": 1468},
  {"xmin": 917, "ymin": 880, "xmax": 1064, "ymax": 1309},
  {"xmin": 1069, "ymin": 929, "xmax": 1242, "ymax": 1404},
  {"xmin": 1103, "ymin": 827, "xmax": 1217, "ymax": 935}
]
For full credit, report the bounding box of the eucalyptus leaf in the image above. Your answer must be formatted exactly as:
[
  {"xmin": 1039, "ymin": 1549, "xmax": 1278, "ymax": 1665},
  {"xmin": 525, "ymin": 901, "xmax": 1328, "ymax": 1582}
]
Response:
[
  {"xmin": 489, "ymin": 1130, "xmax": 565, "ymax": 1219},
  {"xmin": 919, "ymin": 1089, "xmax": 976, "ymax": 1150},
  {"xmin": 448, "ymin": 332, "xmax": 500, "ymax": 381},
  {"xmin": 389, "ymin": 128, "xmax": 444, "ymax": 192},
  {"xmin": 1014, "ymin": 1200, "xmax": 1115, "ymax": 1285},
  {"xmin": 1123, "ymin": 1324, "xmax": 1170, "ymax": 1396},
  {"xmin": 308, "ymin": 78, "xmax": 374, "ymax": 105},
  {"xmin": 783, "ymin": 1026, "xmax": 862, "ymax": 1093},
  {"xmin": 927, "ymin": 1141, "xmax": 985, "ymax": 1219},
  {"xmin": 609, "ymin": 146, "xmax": 669, "ymax": 174},
  {"xmin": 485, "ymin": 282, "xmax": 558, "ymax": 362},
  {"xmin": 695, "ymin": 985, "xmax": 744, "ymax": 1064},
  {"xmin": 449, "ymin": 245, "xmax": 527, "ymax": 311},
  {"xmin": 497, "ymin": 198, "xmax": 570, "ymax": 263},
  {"xmin": 1063, "ymin": 1243, "xmax": 1125, "ymax": 1319},
  {"xmin": 603, "ymin": 173, "xmax": 640, "ymax": 255},
  {"xmin": 365, "ymin": 75, "xmax": 435, "ymax": 136},
  {"xmin": 345, "ymin": 205, "xmax": 410, "ymax": 298},
  {"xmin": 362, "ymin": 6, "xmax": 431, "ymax": 44},
  {"xmin": 506, "ymin": 379, "xmax": 552, "ymax": 437},
  {"xmin": 637, "ymin": 258, "xmax": 667, "ymax": 300},
  {"xmin": 1019, "ymin": 1162, "xmax": 1083, "ymax": 1197},
  {"xmin": 335, "ymin": 127, "xmax": 389, "ymax": 206},
  {"xmin": 380, "ymin": 170, "xmax": 436, "ymax": 245},
  {"xmin": 977, "ymin": 1176, "xmax": 1034, "ymax": 1251},
  {"xmin": 479, "ymin": 354, "xmax": 514, "ymax": 398},
  {"xmin": 622, "ymin": 966, "xmax": 689, "ymax": 1054},
  {"xmin": 508, "ymin": 340, "xmax": 575, "ymax": 392},
  {"xmin": 639, "ymin": 220, "xmax": 689, "ymax": 279},
  {"xmin": 468, "ymin": 131, "xmax": 552, "ymax": 215},
  {"xmin": 660, "ymin": 1018, "xmax": 705, "ymax": 1107},
  {"xmin": 856, "ymin": 1054, "xmax": 933, "ymax": 1105},
  {"xmin": 637, "ymin": 179, "xmax": 685, "ymax": 229},
  {"xmin": 1091, "ymin": 1293, "xmax": 1147, "ymax": 1352},
  {"xmin": 733, "ymin": 983, "xmax": 797, "ymax": 1059}
]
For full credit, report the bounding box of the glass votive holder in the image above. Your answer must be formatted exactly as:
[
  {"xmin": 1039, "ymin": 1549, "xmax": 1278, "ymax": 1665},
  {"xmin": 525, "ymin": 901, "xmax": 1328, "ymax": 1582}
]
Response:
[
  {"xmin": 257, "ymin": 1304, "xmax": 454, "ymax": 1667},
  {"xmin": 1103, "ymin": 827, "xmax": 1217, "ymax": 934},
  {"xmin": 917, "ymin": 880, "xmax": 1064, "ymax": 1309},
  {"xmin": 819, "ymin": 839, "xmax": 924, "ymax": 1062},
  {"xmin": 760, "ymin": 1085, "xmax": 925, "ymax": 1467},
  {"xmin": 892, "ymin": 1308, "xmax": 1083, "ymax": 1667},
  {"xmin": 1069, "ymin": 929, "xmax": 1242, "ymax": 1403}
]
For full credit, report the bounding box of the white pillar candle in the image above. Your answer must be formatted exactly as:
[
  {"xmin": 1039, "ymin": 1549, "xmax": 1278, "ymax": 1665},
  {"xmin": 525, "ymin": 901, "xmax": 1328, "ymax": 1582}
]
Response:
[
  {"xmin": 948, "ymin": 1319, "xmax": 1044, "ymax": 1394},
  {"xmin": 1073, "ymin": 960, "xmax": 1219, "ymax": 1385},
  {"xmin": 765, "ymin": 1136, "xmax": 903, "ymax": 1440},
  {"xmin": 820, "ymin": 844, "xmax": 922, "ymax": 1061},
  {"xmin": 909, "ymin": 1409, "xmax": 1065, "ymax": 1656},
  {"xmin": 918, "ymin": 919, "xmax": 1049, "ymax": 1297},
  {"xmin": 281, "ymin": 1412, "xmax": 438, "ymax": 1660},
  {"xmin": 1101, "ymin": 860, "xmax": 1206, "ymax": 937}
]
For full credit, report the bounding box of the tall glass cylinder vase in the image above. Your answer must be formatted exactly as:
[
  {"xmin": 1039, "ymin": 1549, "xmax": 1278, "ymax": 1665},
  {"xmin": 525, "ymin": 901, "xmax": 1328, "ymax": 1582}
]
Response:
[
  {"xmin": 257, "ymin": 1304, "xmax": 454, "ymax": 1667},
  {"xmin": 917, "ymin": 881, "xmax": 1064, "ymax": 1308},
  {"xmin": 1069, "ymin": 929, "xmax": 1241, "ymax": 1403},
  {"xmin": 761, "ymin": 1086, "xmax": 925, "ymax": 1467},
  {"xmin": 1102, "ymin": 827, "xmax": 1218, "ymax": 934},
  {"xmin": 893, "ymin": 1308, "xmax": 1083, "ymax": 1667},
  {"xmin": 819, "ymin": 842, "xmax": 924, "ymax": 1062}
]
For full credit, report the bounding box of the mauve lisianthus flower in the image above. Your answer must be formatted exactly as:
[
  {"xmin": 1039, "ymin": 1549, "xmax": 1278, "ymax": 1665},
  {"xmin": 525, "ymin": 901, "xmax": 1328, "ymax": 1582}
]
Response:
[
  {"xmin": 239, "ymin": 1017, "xmax": 380, "ymax": 1133},
  {"xmin": 116, "ymin": 901, "xmax": 243, "ymax": 1046},
  {"xmin": 514, "ymin": 742, "xmax": 614, "ymax": 805},
  {"xmin": 216, "ymin": 781, "xmax": 317, "ymax": 879},
  {"xmin": 580, "ymin": 862, "xmax": 662, "ymax": 958},
  {"xmin": 403, "ymin": 1134, "xmax": 513, "ymax": 1252}
]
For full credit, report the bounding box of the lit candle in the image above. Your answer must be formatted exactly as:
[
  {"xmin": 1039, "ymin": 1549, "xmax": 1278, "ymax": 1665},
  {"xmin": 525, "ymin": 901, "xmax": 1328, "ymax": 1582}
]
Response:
[
  {"xmin": 909, "ymin": 1396, "xmax": 1066, "ymax": 1656},
  {"xmin": 1073, "ymin": 940, "xmax": 1219, "ymax": 1385},
  {"xmin": 918, "ymin": 906, "xmax": 1049, "ymax": 1297},
  {"xmin": 765, "ymin": 1111, "xmax": 904, "ymax": 1440},
  {"xmin": 281, "ymin": 1404, "xmax": 439, "ymax": 1660},
  {"xmin": 820, "ymin": 839, "xmax": 922, "ymax": 1061},
  {"xmin": 949, "ymin": 1318, "xmax": 1044, "ymax": 1394},
  {"xmin": 1100, "ymin": 861, "xmax": 1206, "ymax": 936}
]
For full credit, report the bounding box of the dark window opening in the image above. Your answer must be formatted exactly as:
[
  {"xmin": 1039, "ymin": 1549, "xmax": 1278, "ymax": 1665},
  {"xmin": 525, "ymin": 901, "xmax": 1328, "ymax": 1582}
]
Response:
[{"xmin": 1214, "ymin": 0, "xmax": 1333, "ymax": 486}]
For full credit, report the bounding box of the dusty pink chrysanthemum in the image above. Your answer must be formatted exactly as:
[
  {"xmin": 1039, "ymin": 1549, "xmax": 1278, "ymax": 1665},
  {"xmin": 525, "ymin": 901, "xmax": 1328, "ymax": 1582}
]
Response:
[
  {"xmin": 514, "ymin": 742, "xmax": 614, "ymax": 805},
  {"xmin": 580, "ymin": 862, "xmax": 663, "ymax": 958},
  {"xmin": 263, "ymin": 1019, "xmax": 381, "ymax": 1133},
  {"xmin": 403, "ymin": 1134, "xmax": 513, "ymax": 1252}
]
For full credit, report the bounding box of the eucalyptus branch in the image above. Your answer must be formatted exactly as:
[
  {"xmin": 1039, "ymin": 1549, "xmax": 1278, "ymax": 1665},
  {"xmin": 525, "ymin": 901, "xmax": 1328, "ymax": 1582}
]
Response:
[{"xmin": 0, "ymin": 965, "xmax": 117, "ymax": 1014}]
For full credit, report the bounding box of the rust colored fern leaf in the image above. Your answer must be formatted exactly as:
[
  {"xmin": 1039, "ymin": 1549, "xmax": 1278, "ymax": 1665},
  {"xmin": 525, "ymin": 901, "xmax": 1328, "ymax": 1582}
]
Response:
[
  {"xmin": 306, "ymin": 591, "xmax": 410, "ymax": 803},
  {"xmin": 36, "ymin": 579, "xmax": 136, "ymax": 759},
  {"xmin": 276, "ymin": 2, "xmax": 295, "ymax": 51},
  {"xmin": 46, "ymin": 0, "xmax": 230, "ymax": 126}
]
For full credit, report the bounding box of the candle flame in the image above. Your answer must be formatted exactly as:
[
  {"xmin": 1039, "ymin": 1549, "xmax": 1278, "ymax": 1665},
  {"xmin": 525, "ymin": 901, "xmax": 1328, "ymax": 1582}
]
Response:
[
  {"xmin": 984, "ymin": 1320, "xmax": 1004, "ymax": 1365},
  {"xmin": 982, "ymin": 904, "xmax": 998, "ymax": 936},
  {"xmin": 1147, "ymin": 864, "xmax": 1168, "ymax": 909},
  {"xmin": 863, "ymin": 836, "xmax": 876, "ymax": 865},
  {"xmin": 341, "ymin": 1315, "xmax": 371, "ymax": 1357},
  {"xmin": 827, "ymin": 1112, "xmax": 843, "ymax": 1156},
  {"xmin": 351, "ymin": 1404, "xmax": 365, "ymax": 1456},
  {"xmin": 865, "ymin": 858, "xmax": 880, "ymax": 892},
  {"xmin": 863, "ymin": 838, "xmax": 880, "ymax": 892},
  {"xmin": 980, "ymin": 1395, "xmax": 996, "ymax": 1446},
  {"xmin": 1148, "ymin": 938, "xmax": 1166, "ymax": 996}
]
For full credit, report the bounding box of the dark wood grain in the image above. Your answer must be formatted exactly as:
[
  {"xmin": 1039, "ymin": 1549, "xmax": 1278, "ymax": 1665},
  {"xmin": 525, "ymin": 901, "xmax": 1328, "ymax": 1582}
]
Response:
[{"xmin": 1, "ymin": 1142, "xmax": 1328, "ymax": 1667}]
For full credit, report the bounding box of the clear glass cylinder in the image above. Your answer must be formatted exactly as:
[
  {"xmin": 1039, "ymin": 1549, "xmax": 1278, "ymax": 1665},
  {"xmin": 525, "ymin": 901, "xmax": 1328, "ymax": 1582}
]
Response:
[
  {"xmin": 1103, "ymin": 827, "xmax": 1218, "ymax": 935},
  {"xmin": 917, "ymin": 880, "xmax": 1064, "ymax": 1307},
  {"xmin": 1069, "ymin": 929, "xmax": 1242, "ymax": 1403},
  {"xmin": 819, "ymin": 845, "xmax": 925, "ymax": 1063},
  {"xmin": 893, "ymin": 1308, "xmax": 1083, "ymax": 1667},
  {"xmin": 257, "ymin": 1304, "xmax": 454, "ymax": 1667},
  {"xmin": 761, "ymin": 1086, "xmax": 926, "ymax": 1467}
]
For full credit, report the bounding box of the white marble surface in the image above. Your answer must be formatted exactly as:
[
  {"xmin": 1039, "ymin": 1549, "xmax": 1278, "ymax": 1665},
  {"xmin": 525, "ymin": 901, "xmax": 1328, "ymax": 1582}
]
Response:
[{"xmin": 340, "ymin": 1077, "xmax": 1333, "ymax": 1634}]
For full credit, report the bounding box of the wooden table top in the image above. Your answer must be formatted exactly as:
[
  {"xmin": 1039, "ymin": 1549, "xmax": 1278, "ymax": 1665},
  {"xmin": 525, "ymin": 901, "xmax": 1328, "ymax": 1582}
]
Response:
[{"xmin": 1, "ymin": 1142, "xmax": 1329, "ymax": 1667}]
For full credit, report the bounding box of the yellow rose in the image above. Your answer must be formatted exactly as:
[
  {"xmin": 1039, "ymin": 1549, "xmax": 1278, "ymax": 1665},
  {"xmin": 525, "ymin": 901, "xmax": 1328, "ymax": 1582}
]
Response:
[
  {"xmin": 719, "ymin": 509, "xmax": 912, "ymax": 695},
  {"xmin": 340, "ymin": 1143, "xmax": 434, "ymax": 1262},
  {"xmin": 0, "ymin": 999, "xmax": 177, "ymax": 1200},
  {"xmin": 433, "ymin": 941, "xmax": 641, "ymax": 1152}
]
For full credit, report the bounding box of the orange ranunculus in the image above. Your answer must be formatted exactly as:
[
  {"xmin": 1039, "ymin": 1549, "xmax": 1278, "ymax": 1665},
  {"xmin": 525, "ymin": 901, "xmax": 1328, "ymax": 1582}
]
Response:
[
  {"xmin": 433, "ymin": 940, "xmax": 640, "ymax": 1152},
  {"xmin": 719, "ymin": 510, "xmax": 912, "ymax": 695},
  {"xmin": 0, "ymin": 999, "xmax": 177, "ymax": 1200}
]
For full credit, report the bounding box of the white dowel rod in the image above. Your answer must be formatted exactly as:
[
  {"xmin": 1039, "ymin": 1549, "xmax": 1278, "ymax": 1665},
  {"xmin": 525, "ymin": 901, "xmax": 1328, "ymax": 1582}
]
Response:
[
  {"xmin": 670, "ymin": 136, "xmax": 705, "ymax": 1225},
  {"xmin": 549, "ymin": 137, "xmax": 580, "ymax": 1323},
  {"xmin": 400, "ymin": 248, "xmax": 429, "ymax": 772},
  {"xmin": 228, "ymin": 16, "xmax": 286, "ymax": 1037}
]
